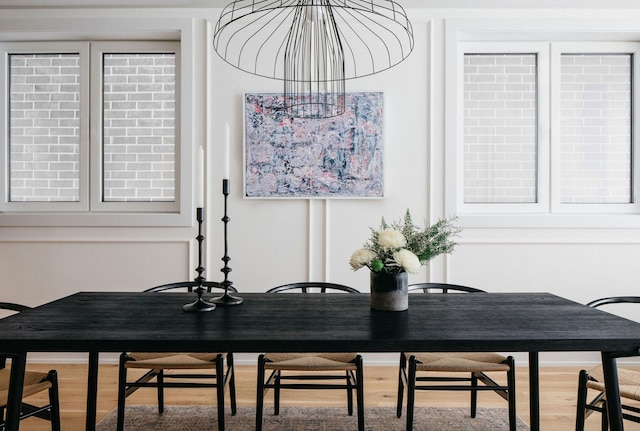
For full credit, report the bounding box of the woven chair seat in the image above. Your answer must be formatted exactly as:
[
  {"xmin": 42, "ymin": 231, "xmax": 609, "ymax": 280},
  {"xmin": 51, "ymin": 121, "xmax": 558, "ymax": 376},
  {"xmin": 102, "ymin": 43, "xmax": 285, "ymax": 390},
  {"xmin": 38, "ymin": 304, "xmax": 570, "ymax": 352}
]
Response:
[
  {"xmin": 116, "ymin": 285, "xmax": 237, "ymax": 431},
  {"xmin": 257, "ymin": 283, "xmax": 364, "ymax": 431},
  {"xmin": 405, "ymin": 352, "xmax": 511, "ymax": 373},
  {"xmin": 0, "ymin": 368, "xmax": 52, "ymax": 407},
  {"xmin": 586, "ymin": 366, "xmax": 640, "ymax": 401},
  {"xmin": 575, "ymin": 297, "xmax": 640, "ymax": 431},
  {"xmin": 125, "ymin": 352, "xmax": 224, "ymax": 369},
  {"xmin": 264, "ymin": 353, "xmax": 359, "ymax": 371},
  {"xmin": 398, "ymin": 284, "xmax": 516, "ymax": 431}
]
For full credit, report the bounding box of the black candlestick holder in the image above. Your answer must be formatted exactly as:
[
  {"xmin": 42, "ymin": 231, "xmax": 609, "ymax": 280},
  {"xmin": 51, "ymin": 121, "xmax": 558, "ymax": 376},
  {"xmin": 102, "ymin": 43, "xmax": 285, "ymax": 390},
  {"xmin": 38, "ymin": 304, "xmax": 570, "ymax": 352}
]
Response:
[
  {"xmin": 212, "ymin": 179, "xmax": 243, "ymax": 305},
  {"xmin": 183, "ymin": 207, "xmax": 217, "ymax": 312}
]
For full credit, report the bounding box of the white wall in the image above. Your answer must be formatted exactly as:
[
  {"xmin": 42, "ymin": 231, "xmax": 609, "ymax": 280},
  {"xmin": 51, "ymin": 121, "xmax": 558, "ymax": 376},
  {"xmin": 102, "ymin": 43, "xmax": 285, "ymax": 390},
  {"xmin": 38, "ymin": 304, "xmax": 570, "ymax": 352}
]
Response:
[{"xmin": 1, "ymin": 3, "xmax": 640, "ymax": 366}]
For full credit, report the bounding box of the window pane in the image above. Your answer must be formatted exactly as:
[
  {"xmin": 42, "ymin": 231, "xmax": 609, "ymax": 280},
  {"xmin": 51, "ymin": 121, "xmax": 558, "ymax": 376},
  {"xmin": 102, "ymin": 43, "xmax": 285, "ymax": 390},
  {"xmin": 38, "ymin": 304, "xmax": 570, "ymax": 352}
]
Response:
[
  {"xmin": 102, "ymin": 53, "xmax": 175, "ymax": 202},
  {"xmin": 463, "ymin": 54, "xmax": 537, "ymax": 203},
  {"xmin": 560, "ymin": 54, "xmax": 632, "ymax": 204},
  {"xmin": 9, "ymin": 53, "xmax": 81, "ymax": 202}
]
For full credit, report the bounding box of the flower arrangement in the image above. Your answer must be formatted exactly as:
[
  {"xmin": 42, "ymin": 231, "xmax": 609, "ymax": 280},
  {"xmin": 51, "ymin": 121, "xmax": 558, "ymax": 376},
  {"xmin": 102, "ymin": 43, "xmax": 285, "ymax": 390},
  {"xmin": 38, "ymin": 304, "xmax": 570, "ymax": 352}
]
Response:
[{"xmin": 349, "ymin": 209, "xmax": 459, "ymax": 275}]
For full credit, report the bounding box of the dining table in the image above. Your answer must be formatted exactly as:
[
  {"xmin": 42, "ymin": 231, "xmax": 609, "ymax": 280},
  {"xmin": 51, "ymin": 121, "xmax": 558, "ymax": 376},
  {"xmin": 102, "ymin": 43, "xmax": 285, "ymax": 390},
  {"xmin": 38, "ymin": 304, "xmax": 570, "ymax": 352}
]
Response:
[{"xmin": 0, "ymin": 291, "xmax": 639, "ymax": 431}]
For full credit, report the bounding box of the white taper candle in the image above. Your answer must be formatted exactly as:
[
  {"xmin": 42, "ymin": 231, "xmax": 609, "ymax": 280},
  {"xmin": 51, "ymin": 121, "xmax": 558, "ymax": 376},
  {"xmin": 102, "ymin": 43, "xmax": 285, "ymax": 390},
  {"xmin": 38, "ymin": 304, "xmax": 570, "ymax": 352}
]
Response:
[{"xmin": 224, "ymin": 122, "xmax": 230, "ymax": 180}]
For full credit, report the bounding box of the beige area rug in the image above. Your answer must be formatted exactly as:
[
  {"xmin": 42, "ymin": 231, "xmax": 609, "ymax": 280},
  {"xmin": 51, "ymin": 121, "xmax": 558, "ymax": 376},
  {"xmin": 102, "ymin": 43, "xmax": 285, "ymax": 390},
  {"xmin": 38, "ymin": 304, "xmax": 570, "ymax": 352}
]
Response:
[{"xmin": 97, "ymin": 405, "xmax": 529, "ymax": 430}]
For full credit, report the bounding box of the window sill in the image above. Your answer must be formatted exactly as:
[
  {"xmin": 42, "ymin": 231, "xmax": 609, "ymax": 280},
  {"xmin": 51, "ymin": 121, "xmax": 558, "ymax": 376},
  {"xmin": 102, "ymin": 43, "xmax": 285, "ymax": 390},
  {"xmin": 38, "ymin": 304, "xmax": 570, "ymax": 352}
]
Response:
[
  {"xmin": 454, "ymin": 213, "xmax": 640, "ymax": 229},
  {"xmin": 0, "ymin": 211, "xmax": 192, "ymax": 227}
]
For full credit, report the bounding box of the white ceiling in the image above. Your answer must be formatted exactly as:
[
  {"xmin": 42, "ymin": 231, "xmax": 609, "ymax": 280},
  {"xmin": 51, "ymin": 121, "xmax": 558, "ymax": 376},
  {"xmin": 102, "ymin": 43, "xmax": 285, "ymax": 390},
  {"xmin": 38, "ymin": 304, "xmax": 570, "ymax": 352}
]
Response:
[{"xmin": 1, "ymin": 0, "xmax": 640, "ymax": 8}]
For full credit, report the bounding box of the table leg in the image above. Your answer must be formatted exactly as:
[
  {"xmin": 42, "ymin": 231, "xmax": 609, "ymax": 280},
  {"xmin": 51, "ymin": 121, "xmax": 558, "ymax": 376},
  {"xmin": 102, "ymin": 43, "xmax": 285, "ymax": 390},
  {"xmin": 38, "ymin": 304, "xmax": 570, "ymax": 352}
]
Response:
[
  {"xmin": 602, "ymin": 352, "xmax": 624, "ymax": 431},
  {"xmin": 528, "ymin": 352, "xmax": 539, "ymax": 431},
  {"xmin": 6, "ymin": 353, "xmax": 26, "ymax": 431},
  {"xmin": 86, "ymin": 351, "xmax": 99, "ymax": 431}
]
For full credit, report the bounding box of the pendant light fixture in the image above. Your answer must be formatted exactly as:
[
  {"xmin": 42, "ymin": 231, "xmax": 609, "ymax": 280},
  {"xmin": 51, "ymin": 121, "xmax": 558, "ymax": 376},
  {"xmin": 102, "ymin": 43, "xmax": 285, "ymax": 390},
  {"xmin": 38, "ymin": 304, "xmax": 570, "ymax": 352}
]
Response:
[{"xmin": 213, "ymin": 0, "xmax": 414, "ymax": 119}]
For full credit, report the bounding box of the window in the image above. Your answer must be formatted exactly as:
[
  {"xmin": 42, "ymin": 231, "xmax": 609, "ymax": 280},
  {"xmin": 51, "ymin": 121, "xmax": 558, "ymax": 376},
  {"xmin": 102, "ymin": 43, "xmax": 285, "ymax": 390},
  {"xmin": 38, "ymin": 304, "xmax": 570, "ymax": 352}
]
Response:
[
  {"xmin": 0, "ymin": 41, "xmax": 181, "ymax": 217},
  {"xmin": 557, "ymin": 54, "xmax": 631, "ymax": 205},
  {"xmin": 463, "ymin": 53, "xmax": 538, "ymax": 204},
  {"xmin": 449, "ymin": 41, "xmax": 640, "ymax": 218},
  {"xmin": 8, "ymin": 52, "xmax": 82, "ymax": 203},
  {"xmin": 102, "ymin": 52, "xmax": 176, "ymax": 203}
]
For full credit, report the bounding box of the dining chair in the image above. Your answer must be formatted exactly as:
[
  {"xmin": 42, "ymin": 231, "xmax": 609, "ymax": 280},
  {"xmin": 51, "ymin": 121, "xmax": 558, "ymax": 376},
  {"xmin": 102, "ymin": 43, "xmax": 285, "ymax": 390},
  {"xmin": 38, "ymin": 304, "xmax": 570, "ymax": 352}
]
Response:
[
  {"xmin": 0, "ymin": 302, "xmax": 61, "ymax": 431},
  {"xmin": 575, "ymin": 296, "xmax": 640, "ymax": 431},
  {"xmin": 396, "ymin": 283, "xmax": 517, "ymax": 431},
  {"xmin": 256, "ymin": 282, "xmax": 365, "ymax": 431},
  {"xmin": 116, "ymin": 281, "xmax": 237, "ymax": 431}
]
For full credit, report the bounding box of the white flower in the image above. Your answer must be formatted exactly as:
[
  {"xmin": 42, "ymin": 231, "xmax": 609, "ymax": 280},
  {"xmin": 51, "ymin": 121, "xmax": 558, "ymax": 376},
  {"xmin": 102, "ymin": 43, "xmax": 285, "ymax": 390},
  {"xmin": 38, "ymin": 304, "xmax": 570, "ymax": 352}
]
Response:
[
  {"xmin": 393, "ymin": 249, "xmax": 421, "ymax": 274},
  {"xmin": 349, "ymin": 248, "xmax": 377, "ymax": 270},
  {"xmin": 377, "ymin": 228, "xmax": 406, "ymax": 251}
]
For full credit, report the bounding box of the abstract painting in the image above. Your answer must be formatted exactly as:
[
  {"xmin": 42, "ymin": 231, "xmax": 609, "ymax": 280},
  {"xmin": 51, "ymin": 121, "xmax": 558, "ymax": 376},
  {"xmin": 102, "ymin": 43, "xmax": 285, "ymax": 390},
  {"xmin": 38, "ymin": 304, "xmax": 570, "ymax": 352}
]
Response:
[{"xmin": 244, "ymin": 92, "xmax": 384, "ymax": 198}]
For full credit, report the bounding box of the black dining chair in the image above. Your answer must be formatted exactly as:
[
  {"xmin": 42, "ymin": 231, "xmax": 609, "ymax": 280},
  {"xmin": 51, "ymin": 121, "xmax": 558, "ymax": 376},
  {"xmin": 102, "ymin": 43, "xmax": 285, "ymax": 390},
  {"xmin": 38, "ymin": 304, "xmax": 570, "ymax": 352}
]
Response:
[
  {"xmin": 256, "ymin": 282, "xmax": 365, "ymax": 431},
  {"xmin": 396, "ymin": 283, "xmax": 517, "ymax": 431},
  {"xmin": 0, "ymin": 302, "xmax": 61, "ymax": 431},
  {"xmin": 116, "ymin": 281, "xmax": 237, "ymax": 431},
  {"xmin": 575, "ymin": 296, "xmax": 640, "ymax": 431}
]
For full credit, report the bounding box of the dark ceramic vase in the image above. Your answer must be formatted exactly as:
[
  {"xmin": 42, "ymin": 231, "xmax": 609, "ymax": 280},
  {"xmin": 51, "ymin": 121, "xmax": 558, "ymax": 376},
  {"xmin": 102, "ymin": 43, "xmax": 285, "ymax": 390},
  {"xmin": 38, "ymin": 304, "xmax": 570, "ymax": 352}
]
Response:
[{"xmin": 370, "ymin": 271, "xmax": 408, "ymax": 311}]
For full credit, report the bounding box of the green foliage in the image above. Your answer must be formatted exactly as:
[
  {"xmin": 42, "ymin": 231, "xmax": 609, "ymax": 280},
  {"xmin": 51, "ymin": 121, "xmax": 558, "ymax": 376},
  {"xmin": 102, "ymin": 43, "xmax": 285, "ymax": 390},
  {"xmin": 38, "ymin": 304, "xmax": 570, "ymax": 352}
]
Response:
[
  {"xmin": 374, "ymin": 209, "xmax": 459, "ymax": 267},
  {"xmin": 400, "ymin": 210, "xmax": 459, "ymax": 264},
  {"xmin": 370, "ymin": 259, "xmax": 384, "ymax": 272}
]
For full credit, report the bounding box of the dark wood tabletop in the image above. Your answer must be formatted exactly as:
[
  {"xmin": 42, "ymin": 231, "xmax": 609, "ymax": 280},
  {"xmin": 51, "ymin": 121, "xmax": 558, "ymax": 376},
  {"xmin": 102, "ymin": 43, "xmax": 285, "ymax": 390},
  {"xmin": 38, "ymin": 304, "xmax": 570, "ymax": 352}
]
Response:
[
  {"xmin": 1, "ymin": 291, "xmax": 639, "ymax": 431},
  {"xmin": 0, "ymin": 291, "xmax": 638, "ymax": 354}
]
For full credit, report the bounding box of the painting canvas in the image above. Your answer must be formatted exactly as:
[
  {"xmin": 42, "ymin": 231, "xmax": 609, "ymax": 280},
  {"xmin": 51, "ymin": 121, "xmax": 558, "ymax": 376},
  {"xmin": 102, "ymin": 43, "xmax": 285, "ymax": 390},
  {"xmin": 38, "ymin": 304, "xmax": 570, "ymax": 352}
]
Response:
[{"xmin": 244, "ymin": 92, "xmax": 384, "ymax": 198}]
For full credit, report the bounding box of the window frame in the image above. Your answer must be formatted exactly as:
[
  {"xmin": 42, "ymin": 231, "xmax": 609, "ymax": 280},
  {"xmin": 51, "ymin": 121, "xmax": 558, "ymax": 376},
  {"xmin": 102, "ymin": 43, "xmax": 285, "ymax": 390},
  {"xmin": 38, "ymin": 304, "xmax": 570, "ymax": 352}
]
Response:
[
  {"xmin": 446, "ymin": 37, "xmax": 640, "ymax": 226},
  {"xmin": 90, "ymin": 41, "xmax": 181, "ymax": 214},
  {"xmin": 549, "ymin": 42, "xmax": 640, "ymax": 214},
  {"xmin": 0, "ymin": 42, "xmax": 90, "ymax": 212},
  {"xmin": 452, "ymin": 42, "xmax": 551, "ymax": 215},
  {"xmin": 0, "ymin": 29, "xmax": 193, "ymax": 227}
]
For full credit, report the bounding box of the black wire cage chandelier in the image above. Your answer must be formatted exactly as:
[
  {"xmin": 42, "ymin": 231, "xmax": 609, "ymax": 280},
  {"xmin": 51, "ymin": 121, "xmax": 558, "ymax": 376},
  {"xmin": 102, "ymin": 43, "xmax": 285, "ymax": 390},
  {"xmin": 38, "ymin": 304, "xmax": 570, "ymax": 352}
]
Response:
[{"xmin": 213, "ymin": 0, "xmax": 414, "ymax": 119}]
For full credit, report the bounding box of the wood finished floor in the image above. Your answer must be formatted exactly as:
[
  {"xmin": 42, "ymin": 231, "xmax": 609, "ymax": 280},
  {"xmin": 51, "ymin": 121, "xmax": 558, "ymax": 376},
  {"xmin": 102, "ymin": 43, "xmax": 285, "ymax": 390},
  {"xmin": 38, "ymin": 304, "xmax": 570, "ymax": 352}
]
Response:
[{"xmin": 15, "ymin": 364, "xmax": 640, "ymax": 430}]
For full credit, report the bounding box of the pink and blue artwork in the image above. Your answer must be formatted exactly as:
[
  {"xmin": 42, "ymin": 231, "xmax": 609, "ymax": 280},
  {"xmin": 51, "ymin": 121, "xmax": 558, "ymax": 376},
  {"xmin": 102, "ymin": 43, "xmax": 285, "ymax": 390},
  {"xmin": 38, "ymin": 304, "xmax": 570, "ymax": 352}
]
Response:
[{"xmin": 244, "ymin": 92, "xmax": 384, "ymax": 198}]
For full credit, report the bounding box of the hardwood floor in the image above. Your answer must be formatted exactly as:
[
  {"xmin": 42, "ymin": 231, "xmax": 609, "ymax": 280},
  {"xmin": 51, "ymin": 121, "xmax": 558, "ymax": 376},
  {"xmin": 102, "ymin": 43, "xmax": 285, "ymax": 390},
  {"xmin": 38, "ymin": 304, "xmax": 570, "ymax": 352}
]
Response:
[{"xmin": 15, "ymin": 363, "xmax": 640, "ymax": 430}]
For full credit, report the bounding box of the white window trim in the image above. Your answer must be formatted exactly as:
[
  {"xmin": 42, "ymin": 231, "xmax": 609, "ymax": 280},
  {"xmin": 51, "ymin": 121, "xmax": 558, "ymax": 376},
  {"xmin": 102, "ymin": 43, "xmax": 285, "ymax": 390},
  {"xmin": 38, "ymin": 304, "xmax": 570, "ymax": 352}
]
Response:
[
  {"xmin": 550, "ymin": 42, "xmax": 640, "ymax": 215},
  {"xmin": 451, "ymin": 42, "xmax": 551, "ymax": 215},
  {"xmin": 445, "ymin": 19, "xmax": 640, "ymax": 228},
  {"xmin": 90, "ymin": 41, "xmax": 180, "ymax": 214},
  {"xmin": 0, "ymin": 17, "xmax": 195, "ymax": 227},
  {"xmin": 0, "ymin": 42, "xmax": 90, "ymax": 213}
]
